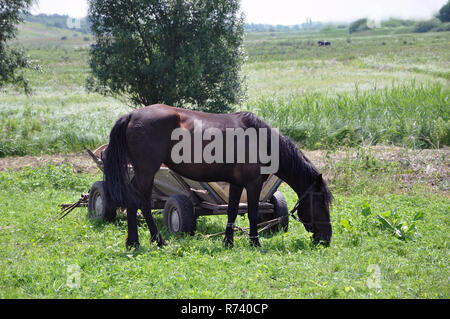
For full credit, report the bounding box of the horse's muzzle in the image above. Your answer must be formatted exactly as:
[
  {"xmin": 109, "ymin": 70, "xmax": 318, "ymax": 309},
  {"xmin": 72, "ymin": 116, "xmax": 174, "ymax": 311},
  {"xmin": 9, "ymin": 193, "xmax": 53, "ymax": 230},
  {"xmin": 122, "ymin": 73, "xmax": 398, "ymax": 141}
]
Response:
[{"xmin": 313, "ymin": 226, "xmax": 332, "ymax": 246}]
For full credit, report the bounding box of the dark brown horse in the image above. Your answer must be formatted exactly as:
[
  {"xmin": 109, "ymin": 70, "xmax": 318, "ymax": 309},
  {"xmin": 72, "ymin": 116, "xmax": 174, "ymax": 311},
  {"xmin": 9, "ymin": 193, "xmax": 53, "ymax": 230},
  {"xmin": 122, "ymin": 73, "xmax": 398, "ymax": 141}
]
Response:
[{"xmin": 103, "ymin": 104, "xmax": 332, "ymax": 248}]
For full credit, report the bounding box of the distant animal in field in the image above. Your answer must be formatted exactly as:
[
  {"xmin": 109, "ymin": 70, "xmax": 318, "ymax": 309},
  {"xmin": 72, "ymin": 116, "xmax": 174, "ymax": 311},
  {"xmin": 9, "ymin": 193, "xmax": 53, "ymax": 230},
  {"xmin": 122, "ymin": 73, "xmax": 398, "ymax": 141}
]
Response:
[{"xmin": 318, "ymin": 41, "xmax": 331, "ymax": 46}]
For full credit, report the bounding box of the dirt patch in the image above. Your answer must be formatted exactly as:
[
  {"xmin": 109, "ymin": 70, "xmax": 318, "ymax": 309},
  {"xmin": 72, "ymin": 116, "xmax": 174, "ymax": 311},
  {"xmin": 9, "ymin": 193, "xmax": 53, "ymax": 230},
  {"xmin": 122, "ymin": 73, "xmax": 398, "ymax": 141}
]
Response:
[
  {"xmin": 304, "ymin": 145, "xmax": 449, "ymax": 193},
  {"xmin": 305, "ymin": 146, "xmax": 449, "ymax": 174},
  {"xmin": 0, "ymin": 151, "xmax": 100, "ymax": 174}
]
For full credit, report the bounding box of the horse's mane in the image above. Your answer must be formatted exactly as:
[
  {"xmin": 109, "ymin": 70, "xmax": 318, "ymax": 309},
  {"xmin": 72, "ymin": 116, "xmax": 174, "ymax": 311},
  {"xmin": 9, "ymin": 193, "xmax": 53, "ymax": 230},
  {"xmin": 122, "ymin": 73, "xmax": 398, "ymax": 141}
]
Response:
[{"xmin": 237, "ymin": 111, "xmax": 333, "ymax": 207}]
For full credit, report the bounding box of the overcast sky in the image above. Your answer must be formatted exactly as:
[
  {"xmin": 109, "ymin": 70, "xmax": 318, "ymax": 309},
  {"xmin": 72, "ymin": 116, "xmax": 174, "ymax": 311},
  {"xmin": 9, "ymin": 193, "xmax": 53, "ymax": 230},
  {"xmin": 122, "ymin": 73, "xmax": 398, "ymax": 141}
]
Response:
[{"xmin": 31, "ymin": 0, "xmax": 447, "ymax": 24}]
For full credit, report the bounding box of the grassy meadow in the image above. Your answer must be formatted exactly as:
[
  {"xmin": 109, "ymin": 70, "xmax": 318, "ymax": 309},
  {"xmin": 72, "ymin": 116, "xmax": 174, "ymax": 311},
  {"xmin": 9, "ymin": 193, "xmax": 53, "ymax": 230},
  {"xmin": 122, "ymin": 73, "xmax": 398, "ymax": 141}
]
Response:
[{"xmin": 0, "ymin": 22, "xmax": 449, "ymax": 298}]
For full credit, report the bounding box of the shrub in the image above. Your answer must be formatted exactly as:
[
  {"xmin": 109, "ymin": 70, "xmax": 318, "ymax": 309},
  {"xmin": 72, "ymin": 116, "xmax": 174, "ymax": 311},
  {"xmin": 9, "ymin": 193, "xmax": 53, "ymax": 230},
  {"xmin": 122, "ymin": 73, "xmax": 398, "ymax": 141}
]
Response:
[
  {"xmin": 435, "ymin": 22, "xmax": 450, "ymax": 32},
  {"xmin": 413, "ymin": 19, "xmax": 441, "ymax": 33},
  {"xmin": 381, "ymin": 18, "xmax": 415, "ymax": 28},
  {"xmin": 349, "ymin": 18, "xmax": 369, "ymax": 34}
]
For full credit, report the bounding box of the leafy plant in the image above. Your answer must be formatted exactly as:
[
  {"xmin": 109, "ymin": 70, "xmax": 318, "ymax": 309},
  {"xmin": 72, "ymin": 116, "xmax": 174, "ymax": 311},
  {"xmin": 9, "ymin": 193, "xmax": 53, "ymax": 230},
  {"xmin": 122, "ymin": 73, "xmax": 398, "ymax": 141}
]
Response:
[
  {"xmin": 339, "ymin": 201, "xmax": 425, "ymax": 244},
  {"xmin": 376, "ymin": 210, "xmax": 424, "ymax": 241}
]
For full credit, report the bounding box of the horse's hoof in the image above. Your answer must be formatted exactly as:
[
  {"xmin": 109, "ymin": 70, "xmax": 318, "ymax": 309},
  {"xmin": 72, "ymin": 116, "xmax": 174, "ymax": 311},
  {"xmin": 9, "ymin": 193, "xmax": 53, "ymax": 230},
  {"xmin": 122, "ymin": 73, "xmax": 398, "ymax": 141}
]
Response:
[
  {"xmin": 157, "ymin": 239, "xmax": 167, "ymax": 247},
  {"xmin": 250, "ymin": 237, "xmax": 261, "ymax": 247},
  {"xmin": 223, "ymin": 236, "xmax": 234, "ymax": 248},
  {"xmin": 126, "ymin": 240, "xmax": 140, "ymax": 250},
  {"xmin": 153, "ymin": 234, "xmax": 167, "ymax": 247}
]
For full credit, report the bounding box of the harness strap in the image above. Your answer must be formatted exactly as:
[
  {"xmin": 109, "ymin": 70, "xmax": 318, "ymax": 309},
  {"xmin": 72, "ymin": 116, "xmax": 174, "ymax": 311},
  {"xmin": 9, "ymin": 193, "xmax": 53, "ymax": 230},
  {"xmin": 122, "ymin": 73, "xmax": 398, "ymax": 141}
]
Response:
[
  {"xmin": 289, "ymin": 182, "xmax": 316, "ymax": 222},
  {"xmin": 289, "ymin": 181, "xmax": 332, "ymax": 227}
]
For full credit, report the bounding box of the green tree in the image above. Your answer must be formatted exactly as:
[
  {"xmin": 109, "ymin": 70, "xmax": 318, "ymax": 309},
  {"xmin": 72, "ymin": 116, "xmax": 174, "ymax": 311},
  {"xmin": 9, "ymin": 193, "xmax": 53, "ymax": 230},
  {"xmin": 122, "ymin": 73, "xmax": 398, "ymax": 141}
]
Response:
[
  {"xmin": 349, "ymin": 18, "xmax": 369, "ymax": 34},
  {"xmin": 87, "ymin": 0, "xmax": 246, "ymax": 113},
  {"xmin": 0, "ymin": 0, "xmax": 33, "ymax": 93},
  {"xmin": 437, "ymin": 0, "xmax": 450, "ymax": 22}
]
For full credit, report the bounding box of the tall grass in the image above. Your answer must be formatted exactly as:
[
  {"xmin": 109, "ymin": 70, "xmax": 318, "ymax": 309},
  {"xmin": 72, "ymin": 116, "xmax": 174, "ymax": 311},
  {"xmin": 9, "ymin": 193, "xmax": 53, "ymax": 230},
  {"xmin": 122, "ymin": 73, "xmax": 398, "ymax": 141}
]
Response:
[
  {"xmin": 0, "ymin": 93, "xmax": 126, "ymax": 157},
  {"xmin": 245, "ymin": 82, "xmax": 449, "ymax": 149}
]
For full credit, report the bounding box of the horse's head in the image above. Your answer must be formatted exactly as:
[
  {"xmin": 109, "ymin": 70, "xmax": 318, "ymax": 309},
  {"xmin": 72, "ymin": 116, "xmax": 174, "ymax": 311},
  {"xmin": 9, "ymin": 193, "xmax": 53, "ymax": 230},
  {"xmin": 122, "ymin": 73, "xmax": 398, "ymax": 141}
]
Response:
[{"xmin": 297, "ymin": 174, "xmax": 333, "ymax": 245}]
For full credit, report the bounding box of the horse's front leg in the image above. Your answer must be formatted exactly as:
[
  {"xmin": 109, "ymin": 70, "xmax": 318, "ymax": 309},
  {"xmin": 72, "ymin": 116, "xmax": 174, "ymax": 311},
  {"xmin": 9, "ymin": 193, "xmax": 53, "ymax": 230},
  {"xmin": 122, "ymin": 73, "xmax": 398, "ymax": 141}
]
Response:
[
  {"xmin": 246, "ymin": 180, "xmax": 263, "ymax": 247},
  {"xmin": 224, "ymin": 184, "xmax": 244, "ymax": 247}
]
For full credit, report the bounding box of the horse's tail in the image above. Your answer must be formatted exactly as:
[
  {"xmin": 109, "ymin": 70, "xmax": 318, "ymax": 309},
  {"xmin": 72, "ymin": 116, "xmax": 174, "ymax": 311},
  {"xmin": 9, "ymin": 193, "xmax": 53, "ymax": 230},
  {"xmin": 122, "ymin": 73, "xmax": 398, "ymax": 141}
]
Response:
[{"xmin": 103, "ymin": 113, "xmax": 137, "ymax": 208}]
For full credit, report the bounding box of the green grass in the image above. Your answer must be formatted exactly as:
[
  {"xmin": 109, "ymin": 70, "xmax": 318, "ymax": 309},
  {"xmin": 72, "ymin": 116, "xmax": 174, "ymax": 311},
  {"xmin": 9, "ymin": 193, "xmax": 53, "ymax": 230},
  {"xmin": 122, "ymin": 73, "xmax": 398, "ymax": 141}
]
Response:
[{"xmin": 0, "ymin": 162, "xmax": 448, "ymax": 298}]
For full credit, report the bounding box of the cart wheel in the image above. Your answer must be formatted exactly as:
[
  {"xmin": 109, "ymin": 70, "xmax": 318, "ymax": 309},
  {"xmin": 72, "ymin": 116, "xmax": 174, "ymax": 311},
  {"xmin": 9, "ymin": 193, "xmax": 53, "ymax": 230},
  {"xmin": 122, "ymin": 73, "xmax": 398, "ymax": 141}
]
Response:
[
  {"xmin": 163, "ymin": 194, "xmax": 196, "ymax": 235},
  {"xmin": 271, "ymin": 191, "xmax": 289, "ymax": 231},
  {"xmin": 88, "ymin": 181, "xmax": 117, "ymax": 222},
  {"xmin": 258, "ymin": 191, "xmax": 289, "ymax": 232}
]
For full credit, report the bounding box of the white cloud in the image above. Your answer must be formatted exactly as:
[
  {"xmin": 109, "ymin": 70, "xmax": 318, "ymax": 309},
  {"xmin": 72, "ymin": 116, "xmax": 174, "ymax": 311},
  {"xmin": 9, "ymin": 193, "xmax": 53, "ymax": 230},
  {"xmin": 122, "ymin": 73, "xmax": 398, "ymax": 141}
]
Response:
[{"xmin": 31, "ymin": 0, "xmax": 88, "ymax": 18}]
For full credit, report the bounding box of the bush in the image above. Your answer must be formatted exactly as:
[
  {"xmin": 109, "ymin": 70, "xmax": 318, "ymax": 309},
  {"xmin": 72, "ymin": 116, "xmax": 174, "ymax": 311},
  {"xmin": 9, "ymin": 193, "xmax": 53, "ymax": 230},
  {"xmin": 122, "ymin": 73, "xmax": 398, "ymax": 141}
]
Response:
[
  {"xmin": 381, "ymin": 18, "xmax": 415, "ymax": 28},
  {"xmin": 381, "ymin": 18, "xmax": 404, "ymax": 28},
  {"xmin": 349, "ymin": 18, "xmax": 369, "ymax": 34},
  {"xmin": 435, "ymin": 22, "xmax": 450, "ymax": 32},
  {"xmin": 87, "ymin": 0, "xmax": 246, "ymax": 113},
  {"xmin": 413, "ymin": 19, "xmax": 441, "ymax": 33}
]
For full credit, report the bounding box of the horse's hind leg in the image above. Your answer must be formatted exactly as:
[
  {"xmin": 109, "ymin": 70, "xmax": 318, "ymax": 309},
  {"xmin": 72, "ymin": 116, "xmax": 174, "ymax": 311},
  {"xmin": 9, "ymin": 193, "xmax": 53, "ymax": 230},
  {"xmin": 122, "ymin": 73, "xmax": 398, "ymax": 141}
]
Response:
[
  {"xmin": 142, "ymin": 189, "xmax": 166, "ymax": 247},
  {"xmin": 224, "ymin": 184, "xmax": 244, "ymax": 247},
  {"xmin": 133, "ymin": 172, "xmax": 166, "ymax": 247}
]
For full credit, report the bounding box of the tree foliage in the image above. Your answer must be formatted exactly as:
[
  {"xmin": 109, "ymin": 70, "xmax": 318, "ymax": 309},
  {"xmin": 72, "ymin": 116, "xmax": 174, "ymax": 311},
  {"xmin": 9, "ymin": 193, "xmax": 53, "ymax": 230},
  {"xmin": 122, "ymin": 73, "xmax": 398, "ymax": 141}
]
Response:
[
  {"xmin": 349, "ymin": 18, "xmax": 369, "ymax": 34},
  {"xmin": 437, "ymin": 0, "xmax": 450, "ymax": 22},
  {"xmin": 413, "ymin": 18, "xmax": 441, "ymax": 33},
  {"xmin": 87, "ymin": 0, "xmax": 246, "ymax": 113},
  {"xmin": 0, "ymin": 0, "xmax": 33, "ymax": 93}
]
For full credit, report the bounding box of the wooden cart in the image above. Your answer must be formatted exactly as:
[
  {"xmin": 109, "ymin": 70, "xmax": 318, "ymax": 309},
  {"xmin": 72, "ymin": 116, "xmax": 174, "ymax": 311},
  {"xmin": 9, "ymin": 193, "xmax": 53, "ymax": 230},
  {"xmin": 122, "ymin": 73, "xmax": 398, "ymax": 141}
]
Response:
[{"xmin": 62, "ymin": 145, "xmax": 289, "ymax": 234}]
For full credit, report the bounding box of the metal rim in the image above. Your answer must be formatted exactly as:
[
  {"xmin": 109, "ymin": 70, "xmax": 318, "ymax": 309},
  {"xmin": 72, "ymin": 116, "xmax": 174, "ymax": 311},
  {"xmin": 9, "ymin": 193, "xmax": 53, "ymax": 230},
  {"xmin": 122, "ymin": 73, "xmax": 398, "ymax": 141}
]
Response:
[
  {"xmin": 169, "ymin": 208, "xmax": 180, "ymax": 232},
  {"xmin": 93, "ymin": 191, "xmax": 103, "ymax": 219}
]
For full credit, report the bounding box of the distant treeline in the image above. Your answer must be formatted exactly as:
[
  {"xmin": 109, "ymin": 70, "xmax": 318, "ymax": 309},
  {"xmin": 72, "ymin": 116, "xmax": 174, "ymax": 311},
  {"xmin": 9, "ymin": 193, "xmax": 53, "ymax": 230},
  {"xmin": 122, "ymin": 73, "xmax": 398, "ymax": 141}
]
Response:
[
  {"xmin": 349, "ymin": 17, "xmax": 450, "ymax": 34},
  {"xmin": 244, "ymin": 22, "xmax": 328, "ymax": 32},
  {"xmin": 23, "ymin": 13, "xmax": 91, "ymax": 34},
  {"xmin": 22, "ymin": 13, "xmax": 331, "ymax": 33},
  {"xmin": 21, "ymin": 13, "xmax": 450, "ymax": 35}
]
